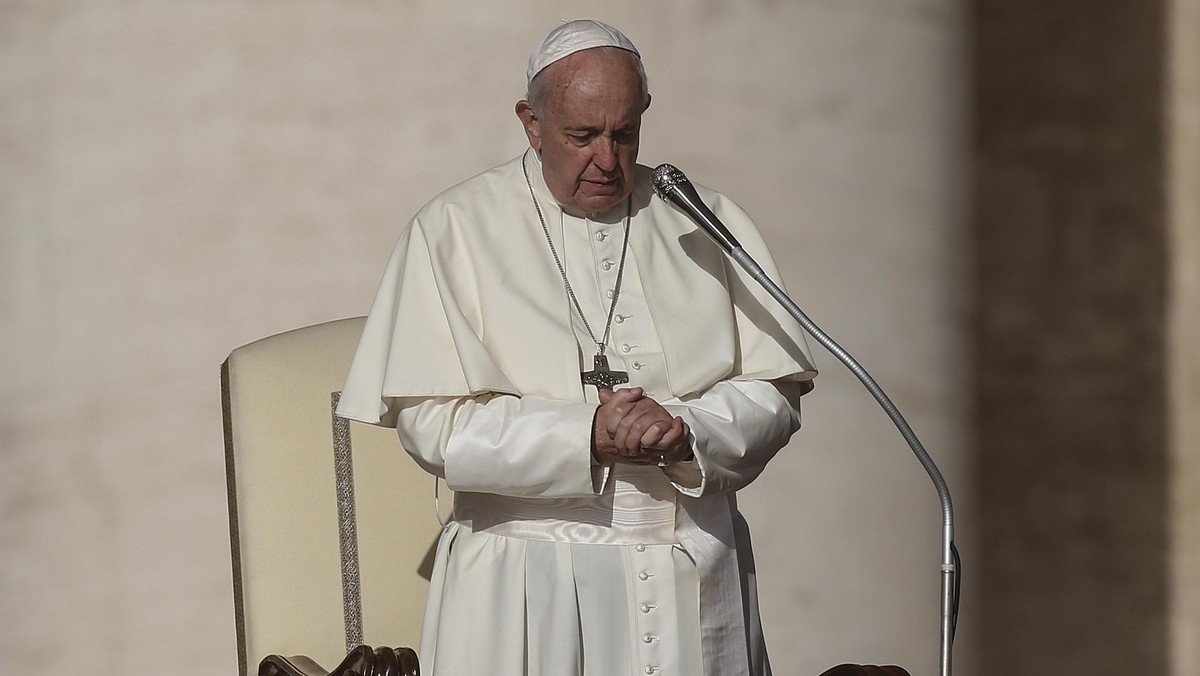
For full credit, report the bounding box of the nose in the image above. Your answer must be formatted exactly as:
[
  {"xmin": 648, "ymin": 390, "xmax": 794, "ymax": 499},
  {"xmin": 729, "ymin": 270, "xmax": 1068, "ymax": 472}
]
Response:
[{"xmin": 593, "ymin": 137, "xmax": 618, "ymax": 172}]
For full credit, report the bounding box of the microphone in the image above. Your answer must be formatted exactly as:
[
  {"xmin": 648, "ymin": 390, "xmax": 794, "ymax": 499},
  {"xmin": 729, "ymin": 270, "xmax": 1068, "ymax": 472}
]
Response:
[
  {"xmin": 651, "ymin": 160, "xmax": 959, "ymax": 676},
  {"xmin": 651, "ymin": 164, "xmax": 742, "ymax": 253}
]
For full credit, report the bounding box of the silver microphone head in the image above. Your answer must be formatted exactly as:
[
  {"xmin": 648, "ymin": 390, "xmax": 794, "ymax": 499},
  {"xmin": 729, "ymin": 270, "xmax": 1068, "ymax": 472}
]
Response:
[
  {"xmin": 651, "ymin": 163, "xmax": 687, "ymax": 200},
  {"xmin": 650, "ymin": 161, "xmax": 743, "ymax": 253}
]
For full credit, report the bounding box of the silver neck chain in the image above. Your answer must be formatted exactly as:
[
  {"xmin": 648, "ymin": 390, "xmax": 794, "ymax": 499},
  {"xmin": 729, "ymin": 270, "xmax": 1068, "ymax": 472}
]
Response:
[{"xmin": 522, "ymin": 153, "xmax": 632, "ymax": 357}]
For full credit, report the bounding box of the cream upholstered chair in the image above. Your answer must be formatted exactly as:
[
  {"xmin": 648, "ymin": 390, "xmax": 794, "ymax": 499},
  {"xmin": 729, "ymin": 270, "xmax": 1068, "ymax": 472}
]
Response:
[
  {"xmin": 221, "ymin": 318, "xmax": 911, "ymax": 676},
  {"xmin": 221, "ymin": 317, "xmax": 447, "ymax": 675}
]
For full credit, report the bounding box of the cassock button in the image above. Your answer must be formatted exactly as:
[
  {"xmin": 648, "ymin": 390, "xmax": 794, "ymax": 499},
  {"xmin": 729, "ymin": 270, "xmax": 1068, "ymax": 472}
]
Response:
[
  {"xmin": 638, "ymin": 571, "xmax": 651, "ymax": 581},
  {"xmin": 642, "ymin": 633, "xmax": 656, "ymax": 644},
  {"xmin": 639, "ymin": 603, "xmax": 655, "ymax": 613},
  {"xmin": 635, "ymin": 544, "xmax": 646, "ymax": 552},
  {"xmin": 601, "ymin": 259, "xmax": 615, "ymax": 270},
  {"xmin": 596, "ymin": 231, "xmax": 609, "ymax": 242}
]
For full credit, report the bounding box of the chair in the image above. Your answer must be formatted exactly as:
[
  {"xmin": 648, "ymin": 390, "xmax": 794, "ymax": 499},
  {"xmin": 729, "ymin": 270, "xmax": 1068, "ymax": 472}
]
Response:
[
  {"xmin": 221, "ymin": 317, "xmax": 909, "ymax": 676},
  {"xmin": 817, "ymin": 665, "xmax": 911, "ymax": 676},
  {"xmin": 222, "ymin": 317, "xmax": 447, "ymax": 675}
]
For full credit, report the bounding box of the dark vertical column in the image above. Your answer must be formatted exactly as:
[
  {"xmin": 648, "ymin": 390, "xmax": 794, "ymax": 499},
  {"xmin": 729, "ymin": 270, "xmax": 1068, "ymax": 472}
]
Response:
[{"xmin": 973, "ymin": 1, "xmax": 1169, "ymax": 674}]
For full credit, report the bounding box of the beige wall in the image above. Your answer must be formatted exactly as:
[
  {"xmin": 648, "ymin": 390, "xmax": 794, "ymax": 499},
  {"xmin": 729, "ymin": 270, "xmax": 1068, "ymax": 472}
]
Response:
[
  {"xmin": 0, "ymin": 2, "xmax": 971, "ymax": 674},
  {"xmin": 1171, "ymin": 0, "xmax": 1200, "ymax": 673}
]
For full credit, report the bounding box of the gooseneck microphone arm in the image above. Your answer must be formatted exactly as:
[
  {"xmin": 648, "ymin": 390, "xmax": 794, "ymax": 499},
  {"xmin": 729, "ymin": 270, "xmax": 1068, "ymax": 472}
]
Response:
[{"xmin": 652, "ymin": 163, "xmax": 958, "ymax": 676}]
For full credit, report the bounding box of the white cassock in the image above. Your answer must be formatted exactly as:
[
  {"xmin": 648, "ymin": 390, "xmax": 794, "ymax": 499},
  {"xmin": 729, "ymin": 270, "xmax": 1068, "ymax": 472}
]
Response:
[{"xmin": 337, "ymin": 149, "xmax": 818, "ymax": 676}]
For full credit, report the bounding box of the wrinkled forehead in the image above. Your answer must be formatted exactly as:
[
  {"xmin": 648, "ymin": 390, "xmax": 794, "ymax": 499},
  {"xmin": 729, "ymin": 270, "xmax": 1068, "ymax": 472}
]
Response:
[{"xmin": 539, "ymin": 49, "xmax": 646, "ymax": 115}]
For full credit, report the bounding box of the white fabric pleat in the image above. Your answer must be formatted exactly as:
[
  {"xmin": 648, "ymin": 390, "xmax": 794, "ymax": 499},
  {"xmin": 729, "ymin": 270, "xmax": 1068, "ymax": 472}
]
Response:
[
  {"xmin": 572, "ymin": 545, "xmax": 632, "ymax": 675},
  {"xmin": 421, "ymin": 524, "xmax": 530, "ymax": 674},
  {"xmin": 420, "ymin": 519, "xmax": 703, "ymax": 676},
  {"xmin": 525, "ymin": 540, "xmax": 582, "ymax": 676}
]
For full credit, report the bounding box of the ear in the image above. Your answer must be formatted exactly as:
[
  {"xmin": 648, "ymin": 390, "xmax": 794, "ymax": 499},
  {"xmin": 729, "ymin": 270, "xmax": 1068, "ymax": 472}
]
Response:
[
  {"xmin": 643, "ymin": 94, "xmax": 652, "ymax": 112},
  {"xmin": 515, "ymin": 100, "xmax": 542, "ymax": 152}
]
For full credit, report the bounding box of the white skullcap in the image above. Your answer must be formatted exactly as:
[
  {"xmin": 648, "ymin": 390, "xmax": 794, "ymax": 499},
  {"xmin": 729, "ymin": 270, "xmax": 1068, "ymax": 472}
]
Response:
[{"xmin": 526, "ymin": 19, "xmax": 641, "ymax": 84}]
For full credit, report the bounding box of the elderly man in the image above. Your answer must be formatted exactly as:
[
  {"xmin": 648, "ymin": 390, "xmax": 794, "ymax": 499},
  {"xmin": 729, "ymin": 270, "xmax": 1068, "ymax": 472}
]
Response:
[{"xmin": 338, "ymin": 19, "xmax": 816, "ymax": 676}]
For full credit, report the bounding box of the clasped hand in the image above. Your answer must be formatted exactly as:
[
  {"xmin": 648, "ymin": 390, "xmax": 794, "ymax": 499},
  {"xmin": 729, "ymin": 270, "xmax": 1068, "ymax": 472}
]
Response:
[{"xmin": 592, "ymin": 387, "xmax": 692, "ymax": 466}]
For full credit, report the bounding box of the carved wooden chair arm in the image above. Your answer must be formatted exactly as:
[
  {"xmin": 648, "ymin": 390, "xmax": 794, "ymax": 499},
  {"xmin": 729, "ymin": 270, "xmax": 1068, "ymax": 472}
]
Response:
[
  {"xmin": 259, "ymin": 645, "xmax": 419, "ymax": 676},
  {"xmin": 818, "ymin": 664, "xmax": 911, "ymax": 676}
]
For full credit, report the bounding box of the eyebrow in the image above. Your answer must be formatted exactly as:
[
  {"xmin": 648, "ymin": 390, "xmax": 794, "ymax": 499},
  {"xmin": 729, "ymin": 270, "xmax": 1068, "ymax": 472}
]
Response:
[{"xmin": 564, "ymin": 123, "xmax": 639, "ymax": 134}]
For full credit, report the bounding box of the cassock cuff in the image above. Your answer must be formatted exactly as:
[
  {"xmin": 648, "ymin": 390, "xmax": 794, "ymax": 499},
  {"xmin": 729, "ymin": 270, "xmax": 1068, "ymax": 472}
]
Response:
[
  {"xmin": 445, "ymin": 396, "xmax": 604, "ymax": 498},
  {"xmin": 658, "ymin": 426, "xmax": 704, "ymax": 496}
]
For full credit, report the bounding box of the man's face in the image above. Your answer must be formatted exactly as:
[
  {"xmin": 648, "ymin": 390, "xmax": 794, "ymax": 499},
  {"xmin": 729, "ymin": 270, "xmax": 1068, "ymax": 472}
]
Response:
[{"xmin": 517, "ymin": 49, "xmax": 647, "ymax": 216}]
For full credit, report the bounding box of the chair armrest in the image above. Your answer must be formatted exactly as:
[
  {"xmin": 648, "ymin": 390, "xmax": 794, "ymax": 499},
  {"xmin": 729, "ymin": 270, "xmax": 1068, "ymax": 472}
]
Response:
[
  {"xmin": 818, "ymin": 665, "xmax": 911, "ymax": 676},
  {"xmin": 259, "ymin": 645, "xmax": 419, "ymax": 676}
]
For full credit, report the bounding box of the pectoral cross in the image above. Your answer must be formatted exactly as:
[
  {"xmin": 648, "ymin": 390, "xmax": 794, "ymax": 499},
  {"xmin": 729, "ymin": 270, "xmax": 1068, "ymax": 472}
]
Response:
[{"xmin": 581, "ymin": 353, "xmax": 629, "ymax": 390}]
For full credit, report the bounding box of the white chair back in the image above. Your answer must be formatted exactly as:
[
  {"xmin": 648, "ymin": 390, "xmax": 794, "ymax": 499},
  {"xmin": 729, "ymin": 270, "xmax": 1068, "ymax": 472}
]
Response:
[{"xmin": 221, "ymin": 317, "xmax": 446, "ymax": 674}]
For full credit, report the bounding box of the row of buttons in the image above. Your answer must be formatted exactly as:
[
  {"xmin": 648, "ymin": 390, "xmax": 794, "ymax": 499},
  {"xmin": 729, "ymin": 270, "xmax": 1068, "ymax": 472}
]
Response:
[
  {"xmin": 590, "ymin": 222, "xmax": 647, "ymax": 388},
  {"xmin": 588, "ymin": 216, "xmax": 663, "ymax": 398},
  {"xmin": 592, "ymin": 222, "xmax": 652, "ymax": 385},
  {"xmin": 634, "ymin": 543, "xmax": 662, "ymax": 675}
]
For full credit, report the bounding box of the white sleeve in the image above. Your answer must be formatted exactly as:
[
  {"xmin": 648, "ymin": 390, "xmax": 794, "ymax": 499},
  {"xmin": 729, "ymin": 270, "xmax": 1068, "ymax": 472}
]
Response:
[
  {"xmin": 660, "ymin": 379, "xmax": 803, "ymax": 497},
  {"xmin": 393, "ymin": 393, "xmax": 610, "ymax": 498}
]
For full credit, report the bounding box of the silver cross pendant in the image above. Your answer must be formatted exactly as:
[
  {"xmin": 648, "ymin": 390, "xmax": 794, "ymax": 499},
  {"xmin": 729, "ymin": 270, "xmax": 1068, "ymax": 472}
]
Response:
[{"xmin": 581, "ymin": 353, "xmax": 629, "ymax": 390}]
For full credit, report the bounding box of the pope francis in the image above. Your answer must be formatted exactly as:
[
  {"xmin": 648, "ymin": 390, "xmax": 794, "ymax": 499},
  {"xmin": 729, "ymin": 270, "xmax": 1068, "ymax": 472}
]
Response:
[{"xmin": 337, "ymin": 19, "xmax": 818, "ymax": 676}]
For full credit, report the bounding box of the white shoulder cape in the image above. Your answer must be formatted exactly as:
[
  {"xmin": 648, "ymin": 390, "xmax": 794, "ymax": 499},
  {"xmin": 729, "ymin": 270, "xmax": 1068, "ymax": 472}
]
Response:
[{"xmin": 338, "ymin": 152, "xmax": 816, "ymax": 427}]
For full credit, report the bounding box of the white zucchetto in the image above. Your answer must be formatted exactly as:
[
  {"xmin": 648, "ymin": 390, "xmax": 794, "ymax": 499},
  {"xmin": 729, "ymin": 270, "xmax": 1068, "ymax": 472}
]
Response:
[{"xmin": 526, "ymin": 19, "xmax": 641, "ymax": 84}]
